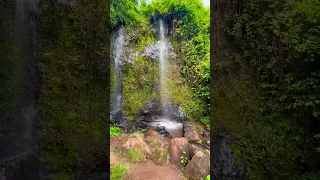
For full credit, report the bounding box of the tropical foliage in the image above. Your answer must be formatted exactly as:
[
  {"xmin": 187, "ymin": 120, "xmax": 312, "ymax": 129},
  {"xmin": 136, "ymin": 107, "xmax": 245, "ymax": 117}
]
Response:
[{"xmin": 213, "ymin": 0, "xmax": 320, "ymax": 179}]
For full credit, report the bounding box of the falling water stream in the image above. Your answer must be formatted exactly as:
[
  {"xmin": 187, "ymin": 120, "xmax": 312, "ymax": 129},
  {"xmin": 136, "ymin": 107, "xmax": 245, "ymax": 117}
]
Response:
[
  {"xmin": 147, "ymin": 19, "xmax": 183, "ymax": 138},
  {"xmin": 110, "ymin": 27, "xmax": 125, "ymax": 125},
  {"xmin": 110, "ymin": 21, "xmax": 183, "ymax": 137},
  {"xmin": 113, "ymin": 27, "xmax": 124, "ymax": 112},
  {"xmin": 159, "ymin": 19, "xmax": 169, "ymax": 108},
  {"xmin": 0, "ymin": 0, "xmax": 38, "ymax": 163}
]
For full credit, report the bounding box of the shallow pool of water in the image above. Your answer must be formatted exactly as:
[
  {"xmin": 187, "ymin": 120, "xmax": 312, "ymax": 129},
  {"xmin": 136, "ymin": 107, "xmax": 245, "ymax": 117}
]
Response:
[{"xmin": 147, "ymin": 118, "xmax": 183, "ymax": 138}]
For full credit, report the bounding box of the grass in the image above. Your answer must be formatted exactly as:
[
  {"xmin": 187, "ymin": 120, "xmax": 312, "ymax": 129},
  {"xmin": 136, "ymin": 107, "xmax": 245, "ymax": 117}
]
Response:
[
  {"xmin": 151, "ymin": 139, "xmax": 160, "ymax": 149},
  {"xmin": 110, "ymin": 127, "xmax": 121, "ymax": 136},
  {"xmin": 129, "ymin": 130, "xmax": 144, "ymax": 138},
  {"xmin": 111, "ymin": 145, "xmax": 116, "ymax": 152},
  {"xmin": 111, "ymin": 164, "xmax": 130, "ymax": 180},
  {"xmin": 200, "ymin": 175, "xmax": 210, "ymax": 180},
  {"xmin": 120, "ymin": 148, "xmax": 144, "ymax": 163},
  {"xmin": 200, "ymin": 116, "xmax": 210, "ymax": 129}
]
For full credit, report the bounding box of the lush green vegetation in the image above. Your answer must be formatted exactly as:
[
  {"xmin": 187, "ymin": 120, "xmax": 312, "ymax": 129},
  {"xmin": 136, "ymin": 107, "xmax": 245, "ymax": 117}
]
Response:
[
  {"xmin": 36, "ymin": 0, "xmax": 109, "ymax": 178},
  {"xmin": 1, "ymin": 0, "xmax": 109, "ymax": 178},
  {"xmin": 119, "ymin": 148, "xmax": 145, "ymax": 163},
  {"xmin": 110, "ymin": 126, "xmax": 121, "ymax": 136},
  {"xmin": 213, "ymin": 0, "xmax": 320, "ymax": 179},
  {"xmin": 110, "ymin": 164, "xmax": 130, "ymax": 180},
  {"xmin": 110, "ymin": 0, "xmax": 143, "ymax": 29},
  {"xmin": 111, "ymin": 0, "xmax": 210, "ymax": 124}
]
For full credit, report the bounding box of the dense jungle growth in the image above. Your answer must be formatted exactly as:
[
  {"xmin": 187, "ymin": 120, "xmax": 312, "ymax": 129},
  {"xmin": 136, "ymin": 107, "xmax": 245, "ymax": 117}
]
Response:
[
  {"xmin": 110, "ymin": 0, "xmax": 210, "ymax": 125},
  {"xmin": 212, "ymin": 0, "xmax": 320, "ymax": 179},
  {"xmin": 1, "ymin": 0, "xmax": 109, "ymax": 179}
]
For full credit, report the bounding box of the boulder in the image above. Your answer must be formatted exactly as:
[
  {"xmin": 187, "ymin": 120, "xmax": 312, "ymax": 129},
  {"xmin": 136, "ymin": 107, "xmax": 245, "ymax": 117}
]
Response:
[
  {"xmin": 190, "ymin": 144, "xmax": 207, "ymax": 156},
  {"xmin": 110, "ymin": 110, "xmax": 125, "ymax": 125},
  {"xmin": 123, "ymin": 135, "xmax": 152, "ymax": 157},
  {"xmin": 184, "ymin": 123, "xmax": 200, "ymax": 140},
  {"xmin": 168, "ymin": 138, "xmax": 192, "ymax": 169},
  {"xmin": 203, "ymin": 131, "xmax": 210, "ymax": 137},
  {"xmin": 0, "ymin": 154, "xmax": 40, "ymax": 180},
  {"xmin": 143, "ymin": 99, "xmax": 162, "ymax": 115},
  {"xmin": 144, "ymin": 130, "xmax": 170, "ymax": 146},
  {"xmin": 171, "ymin": 105, "xmax": 186, "ymax": 121},
  {"xmin": 212, "ymin": 135, "xmax": 244, "ymax": 180},
  {"xmin": 150, "ymin": 146, "xmax": 169, "ymax": 165},
  {"xmin": 140, "ymin": 100, "xmax": 186, "ymax": 123},
  {"xmin": 185, "ymin": 151, "xmax": 210, "ymax": 180}
]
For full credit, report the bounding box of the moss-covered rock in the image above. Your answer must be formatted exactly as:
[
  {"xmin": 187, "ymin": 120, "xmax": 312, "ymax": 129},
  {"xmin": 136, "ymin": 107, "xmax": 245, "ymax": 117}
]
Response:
[{"xmin": 151, "ymin": 146, "xmax": 168, "ymax": 165}]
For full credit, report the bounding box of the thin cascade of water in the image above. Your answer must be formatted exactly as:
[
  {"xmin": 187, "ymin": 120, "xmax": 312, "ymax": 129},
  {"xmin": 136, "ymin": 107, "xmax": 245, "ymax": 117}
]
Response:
[
  {"xmin": 159, "ymin": 19, "xmax": 169, "ymax": 112},
  {"xmin": 110, "ymin": 27, "xmax": 125, "ymax": 125},
  {"xmin": 0, "ymin": 0, "xmax": 38, "ymax": 162},
  {"xmin": 112, "ymin": 27, "xmax": 124, "ymax": 112}
]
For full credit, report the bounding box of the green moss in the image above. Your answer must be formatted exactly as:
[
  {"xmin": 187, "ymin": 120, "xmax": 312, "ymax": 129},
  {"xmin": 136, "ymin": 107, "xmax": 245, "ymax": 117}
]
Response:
[
  {"xmin": 122, "ymin": 55, "xmax": 158, "ymax": 119},
  {"xmin": 37, "ymin": 0, "xmax": 109, "ymax": 175},
  {"xmin": 151, "ymin": 148, "xmax": 168, "ymax": 165}
]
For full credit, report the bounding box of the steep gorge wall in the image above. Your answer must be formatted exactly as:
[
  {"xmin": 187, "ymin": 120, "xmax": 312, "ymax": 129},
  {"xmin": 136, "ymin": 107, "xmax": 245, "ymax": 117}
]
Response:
[
  {"xmin": 1, "ymin": 0, "xmax": 110, "ymax": 179},
  {"xmin": 36, "ymin": 0, "xmax": 109, "ymax": 178},
  {"xmin": 113, "ymin": 19, "xmax": 202, "ymax": 123}
]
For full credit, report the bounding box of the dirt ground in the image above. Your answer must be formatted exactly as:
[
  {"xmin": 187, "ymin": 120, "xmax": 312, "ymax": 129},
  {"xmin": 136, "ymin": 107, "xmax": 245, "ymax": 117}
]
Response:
[
  {"xmin": 125, "ymin": 160, "xmax": 184, "ymax": 180},
  {"xmin": 110, "ymin": 134, "xmax": 185, "ymax": 180}
]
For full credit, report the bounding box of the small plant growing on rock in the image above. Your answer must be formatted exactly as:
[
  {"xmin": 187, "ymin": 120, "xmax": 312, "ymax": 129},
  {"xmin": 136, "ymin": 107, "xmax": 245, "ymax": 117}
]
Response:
[
  {"xmin": 151, "ymin": 139, "xmax": 160, "ymax": 149},
  {"xmin": 129, "ymin": 130, "xmax": 144, "ymax": 138},
  {"xmin": 180, "ymin": 155, "xmax": 188, "ymax": 166},
  {"xmin": 180, "ymin": 151, "xmax": 189, "ymax": 166},
  {"xmin": 200, "ymin": 175, "xmax": 210, "ymax": 180},
  {"xmin": 204, "ymin": 151, "xmax": 210, "ymax": 161}
]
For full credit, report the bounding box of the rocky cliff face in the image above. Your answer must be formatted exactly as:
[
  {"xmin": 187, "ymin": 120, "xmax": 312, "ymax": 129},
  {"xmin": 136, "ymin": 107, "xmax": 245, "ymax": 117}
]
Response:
[
  {"xmin": 212, "ymin": 134, "xmax": 244, "ymax": 180},
  {"xmin": 0, "ymin": 154, "xmax": 40, "ymax": 180},
  {"xmin": 0, "ymin": 0, "xmax": 110, "ymax": 179},
  {"xmin": 142, "ymin": 41, "xmax": 176, "ymax": 61}
]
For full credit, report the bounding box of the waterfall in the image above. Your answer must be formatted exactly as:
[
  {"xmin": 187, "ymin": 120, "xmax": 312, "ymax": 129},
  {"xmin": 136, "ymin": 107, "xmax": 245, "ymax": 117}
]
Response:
[
  {"xmin": 0, "ymin": 0, "xmax": 38, "ymax": 162},
  {"xmin": 14, "ymin": 0, "xmax": 37, "ymax": 151},
  {"xmin": 110, "ymin": 27, "xmax": 125, "ymax": 124},
  {"xmin": 145, "ymin": 19, "xmax": 183, "ymax": 138},
  {"xmin": 113, "ymin": 27, "xmax": 124, "ymax": 112},
  {"xmin": 159, "ymin": 19, "xmax": 169, "ymax": 112}
]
